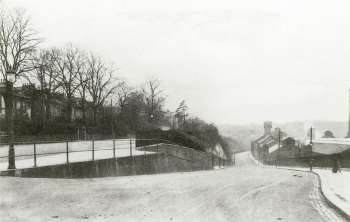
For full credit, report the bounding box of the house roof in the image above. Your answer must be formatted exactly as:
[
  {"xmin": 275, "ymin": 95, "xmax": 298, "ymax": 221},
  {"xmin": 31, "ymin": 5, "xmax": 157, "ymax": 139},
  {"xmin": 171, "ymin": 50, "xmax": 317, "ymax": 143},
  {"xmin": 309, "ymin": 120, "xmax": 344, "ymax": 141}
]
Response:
[
  {"xmin": 253, "ymin": 134, "xmax": 278, "ymax": 150},
  {"xmin": 256, "ymin": 135, "xmax": 275, "ymax": 145},
  {"xmin": 253, "ymin": 135, "xmax": 266, "ymax": 143},
  {"xmin": 269, "ymin": 144, "xmax": 279, "ymax": 153}
]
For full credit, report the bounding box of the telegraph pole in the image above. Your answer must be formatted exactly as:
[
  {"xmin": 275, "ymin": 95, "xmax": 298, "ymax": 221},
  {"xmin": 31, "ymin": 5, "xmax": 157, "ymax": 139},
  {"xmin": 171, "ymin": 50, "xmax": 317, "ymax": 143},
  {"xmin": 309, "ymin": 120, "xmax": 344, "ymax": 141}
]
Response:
[
  {"xmin": 276, "ymin": 128, "xmax": 281, "ymax": 167},
  {"xmin": 310, "ymin": 127, "xmax": 313, "ymax": 171},
  {"xmin": 111, "ymin": 99, "xmax": 114, "ymax": 138}
]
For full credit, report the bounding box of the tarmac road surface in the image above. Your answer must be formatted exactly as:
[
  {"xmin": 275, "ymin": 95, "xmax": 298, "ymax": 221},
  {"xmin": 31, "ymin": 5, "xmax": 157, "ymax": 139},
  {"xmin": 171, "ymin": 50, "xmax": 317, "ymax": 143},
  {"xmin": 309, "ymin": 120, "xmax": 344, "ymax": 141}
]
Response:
[{"xmin": 0, "ymin": 152, "xmax": 346, "ymax": 222}]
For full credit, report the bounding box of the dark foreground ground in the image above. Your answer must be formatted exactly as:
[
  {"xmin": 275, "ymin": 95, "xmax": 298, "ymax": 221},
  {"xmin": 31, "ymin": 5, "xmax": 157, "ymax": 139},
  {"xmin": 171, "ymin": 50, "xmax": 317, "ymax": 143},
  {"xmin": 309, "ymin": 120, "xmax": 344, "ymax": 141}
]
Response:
[{"xmin": 0, "ymin": 152, "xmax": 346, "ymax": 222}]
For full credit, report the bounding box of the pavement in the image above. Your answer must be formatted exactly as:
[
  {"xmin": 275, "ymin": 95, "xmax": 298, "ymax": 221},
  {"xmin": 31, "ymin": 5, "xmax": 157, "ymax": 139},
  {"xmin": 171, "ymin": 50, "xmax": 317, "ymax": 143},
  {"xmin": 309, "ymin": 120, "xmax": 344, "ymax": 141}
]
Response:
[
  {"xmin": 250, "ymin": 153, "xmax": 350, "ymax": 220},
  {"xmin": 0, "ymin": 152, "xmax": 347, "ymax": 222},
  {"xmin": 314, "ymin": 169, "xmax": 350, "ymax": 218},
  {"xmin": 0, "ymin": 139, "xmax": 154, "ymax": 171}
]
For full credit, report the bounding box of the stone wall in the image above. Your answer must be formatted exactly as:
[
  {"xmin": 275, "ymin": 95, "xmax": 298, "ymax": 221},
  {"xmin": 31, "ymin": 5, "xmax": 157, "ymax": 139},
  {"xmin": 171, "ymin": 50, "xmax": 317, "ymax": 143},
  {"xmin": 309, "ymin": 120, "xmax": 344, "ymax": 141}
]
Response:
[
  {"xmin": 0, "ymin": 144, "xmax": 226, "ymax": 178},
  {"xmin": 138, "ymin": 143, "xmax": 226, "ymax": 169}
]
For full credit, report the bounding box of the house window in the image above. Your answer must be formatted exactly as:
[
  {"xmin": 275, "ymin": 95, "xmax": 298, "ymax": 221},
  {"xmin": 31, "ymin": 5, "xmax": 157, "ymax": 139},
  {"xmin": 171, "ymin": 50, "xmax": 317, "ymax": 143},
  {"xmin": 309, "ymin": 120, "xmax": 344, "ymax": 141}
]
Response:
[{"xmin": 0, "ymin": 96, "xmax": 4, "ymax": 115}]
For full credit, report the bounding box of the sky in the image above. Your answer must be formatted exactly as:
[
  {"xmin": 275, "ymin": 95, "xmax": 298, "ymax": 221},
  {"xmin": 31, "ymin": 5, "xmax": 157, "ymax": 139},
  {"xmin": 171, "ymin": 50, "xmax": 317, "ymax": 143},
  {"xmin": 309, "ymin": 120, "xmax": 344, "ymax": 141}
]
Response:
[{"xmin": 1, "ymin": 0, "xmax": 350, "ymax": 125}]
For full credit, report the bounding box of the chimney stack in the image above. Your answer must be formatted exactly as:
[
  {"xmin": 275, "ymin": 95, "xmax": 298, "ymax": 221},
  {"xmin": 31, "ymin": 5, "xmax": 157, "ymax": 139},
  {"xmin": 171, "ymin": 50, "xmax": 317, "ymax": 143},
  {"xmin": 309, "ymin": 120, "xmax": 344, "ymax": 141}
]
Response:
[{"xmin": 264, "ymin": 121, "xmax": 272, "ymax": 135}]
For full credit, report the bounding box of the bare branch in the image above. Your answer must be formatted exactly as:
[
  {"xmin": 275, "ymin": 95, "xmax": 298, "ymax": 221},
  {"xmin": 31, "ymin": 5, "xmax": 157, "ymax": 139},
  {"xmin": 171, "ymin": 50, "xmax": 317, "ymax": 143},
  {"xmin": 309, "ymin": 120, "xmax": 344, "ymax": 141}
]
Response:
[{"xmin": 0, "ymin": 8, "xmax": 41, "ymax": 82}]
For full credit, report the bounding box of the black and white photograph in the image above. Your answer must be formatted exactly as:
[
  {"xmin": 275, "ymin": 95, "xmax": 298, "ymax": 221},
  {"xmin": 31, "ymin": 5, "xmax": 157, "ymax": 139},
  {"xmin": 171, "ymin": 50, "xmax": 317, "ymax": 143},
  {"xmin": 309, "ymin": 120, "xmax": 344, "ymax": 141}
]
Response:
[{"xmin": 0, "ymin": 0, "xmax": 349, "ymax": 221}]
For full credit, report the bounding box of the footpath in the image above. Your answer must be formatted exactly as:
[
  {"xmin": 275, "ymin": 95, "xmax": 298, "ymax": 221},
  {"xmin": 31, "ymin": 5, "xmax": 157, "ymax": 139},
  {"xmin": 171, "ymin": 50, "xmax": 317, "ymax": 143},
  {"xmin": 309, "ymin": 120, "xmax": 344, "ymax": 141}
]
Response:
[{"xmin": 249, "ymin": 153, "xmax": 350, "ymax": 220}]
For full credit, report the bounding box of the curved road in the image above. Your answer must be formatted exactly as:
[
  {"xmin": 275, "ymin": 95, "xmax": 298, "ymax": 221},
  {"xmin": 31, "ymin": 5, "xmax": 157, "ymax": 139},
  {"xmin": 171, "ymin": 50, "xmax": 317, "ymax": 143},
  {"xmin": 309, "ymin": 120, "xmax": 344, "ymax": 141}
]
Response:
[{"xmin": 0, "ymin": 152, "xmax": 346, "ymax": 221}]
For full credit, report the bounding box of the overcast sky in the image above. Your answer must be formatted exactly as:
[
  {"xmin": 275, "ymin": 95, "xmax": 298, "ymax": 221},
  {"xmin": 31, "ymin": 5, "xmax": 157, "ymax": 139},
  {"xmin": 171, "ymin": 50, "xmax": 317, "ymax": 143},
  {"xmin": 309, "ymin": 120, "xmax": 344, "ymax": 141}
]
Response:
[{"xmin": 2, "ymin": 0, "xmax": 350, "ymax": 125}]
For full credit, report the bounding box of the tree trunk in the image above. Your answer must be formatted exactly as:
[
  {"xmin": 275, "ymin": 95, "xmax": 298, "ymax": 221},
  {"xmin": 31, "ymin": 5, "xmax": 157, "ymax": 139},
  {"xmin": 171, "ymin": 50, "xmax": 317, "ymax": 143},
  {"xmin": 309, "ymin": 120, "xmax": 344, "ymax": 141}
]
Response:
[
  {"xmin": 40, "ymin": 93, "xmax": 46, "ymax": 127},
  {"xmin": 81, "ymin": 91, "xmax": 86, "ymax": 125},
  {"xmin": 93, "ymin": 106, "xmax": 97, "ymax": 126},
  {"xmin": 66, "ymin": 97, "xmax": 73, "ymax": 122},
  {"xmin": 45, "ymin": 97, "xmax": 51, "ymax": 121}
]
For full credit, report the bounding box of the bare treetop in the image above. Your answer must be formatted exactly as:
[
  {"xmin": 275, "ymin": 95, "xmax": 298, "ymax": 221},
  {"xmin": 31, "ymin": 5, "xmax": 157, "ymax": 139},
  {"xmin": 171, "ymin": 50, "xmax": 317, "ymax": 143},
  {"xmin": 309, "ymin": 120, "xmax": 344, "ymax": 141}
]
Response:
[
  {"xmin": 0, "ymin": 9, "xmax": 41, "ymax": 81},
  {"xmin": 86, "ymin": 52, "xmax": 120, "ymax": 124}
]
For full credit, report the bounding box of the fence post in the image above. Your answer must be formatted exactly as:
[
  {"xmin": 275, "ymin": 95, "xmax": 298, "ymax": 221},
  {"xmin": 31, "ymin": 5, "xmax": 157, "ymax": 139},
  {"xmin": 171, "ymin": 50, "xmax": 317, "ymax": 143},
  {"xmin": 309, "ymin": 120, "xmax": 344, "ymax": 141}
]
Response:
[
  {"xmin": 233, "ymin": 152, "xmax": 236, "ymax": 166},
  {"xmin": 211, "ymin": 153, "xmax": 214, "ymax": 169},
  {"xmin": 129, "ymin": 139, "xmax": 133, "ymax": 157},
  {"xmin": 92, "ymin": 139, "xmax": 95, "ymax": 161},
  {"xmin": 113, "ymin": 139, "xmax": 116, "ymax": 159},
  {"xmin": 66, "ymin": 141, "xmax": 69, "ymax": 164},
  {"xmin": 208, "ymin": 154, "xmax": 211, "ymax": 169},
  {"xmin": 33, "ymin": 143, "xmax": 37, "ymax": 167}
]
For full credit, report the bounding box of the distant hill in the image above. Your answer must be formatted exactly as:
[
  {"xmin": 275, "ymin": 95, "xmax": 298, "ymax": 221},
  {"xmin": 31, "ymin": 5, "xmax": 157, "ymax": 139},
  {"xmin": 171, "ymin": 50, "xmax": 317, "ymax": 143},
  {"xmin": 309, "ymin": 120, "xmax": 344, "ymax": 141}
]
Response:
[
  {"xmin": 221, "ymin": 136, "xmax": 244, "ymax": 153},
  {"xmin": 218, "ymin": 123, "xmax": 262, "ymax": 150},
  {"xmin": 218, "ymin": 120, "xmax": 349, "ymax": 151}
]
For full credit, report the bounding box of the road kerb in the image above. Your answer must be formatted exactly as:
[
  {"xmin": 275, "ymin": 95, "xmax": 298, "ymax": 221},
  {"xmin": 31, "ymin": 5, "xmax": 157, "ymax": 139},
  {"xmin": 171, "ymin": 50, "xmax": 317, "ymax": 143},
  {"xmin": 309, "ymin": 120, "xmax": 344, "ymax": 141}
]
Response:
[{"xmin": 249, "ymin": 152, "xmax": 350, "ymax": 222}]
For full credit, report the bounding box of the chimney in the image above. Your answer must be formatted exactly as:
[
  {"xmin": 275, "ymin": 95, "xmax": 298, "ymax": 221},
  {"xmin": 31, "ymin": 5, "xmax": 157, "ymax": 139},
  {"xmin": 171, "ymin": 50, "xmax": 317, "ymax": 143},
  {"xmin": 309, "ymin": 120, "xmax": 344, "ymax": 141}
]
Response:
[{"xmin": 264, "ymin": 121, "xmax": 272, "ymax": 135}]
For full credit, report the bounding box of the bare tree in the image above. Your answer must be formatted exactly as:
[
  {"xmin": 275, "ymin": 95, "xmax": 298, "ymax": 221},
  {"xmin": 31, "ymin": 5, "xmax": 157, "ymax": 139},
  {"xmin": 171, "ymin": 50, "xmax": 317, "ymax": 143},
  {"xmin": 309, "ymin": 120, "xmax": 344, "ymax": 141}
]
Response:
[
  {"xmin": 86, "ymin": 53, "xmax": 119, "ymax": 125},
  {"xmin": 75, "ymin": 51, "xmax": 89, "ymax": 125},
  {"xmin": 0, "ymin": 9, "xmax": 40, "ymax": 169},
  {"xmin": 115, "ymin": 81, "xmax": 132, "ymax": 113},
  {"xmin": 54, "ymin": 46, "xmax": 82, "ymax": 122},
  {"xmin": 0, "ymin": 9, "xmax": 40, "ymax": 80},
  {"xmin": 142, "ymin": 79, "xmax": 165, "ymax": 124},
  {"xmin": 30, "ymin": 48, "xmax": 60, "ymax": 122}
]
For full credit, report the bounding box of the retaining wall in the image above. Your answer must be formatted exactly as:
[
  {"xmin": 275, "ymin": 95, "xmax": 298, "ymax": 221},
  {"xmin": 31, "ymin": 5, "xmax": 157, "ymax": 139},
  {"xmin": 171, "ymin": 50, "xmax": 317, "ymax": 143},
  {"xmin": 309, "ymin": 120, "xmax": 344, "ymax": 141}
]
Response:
[
  {"xmin": 0, "ymin": 149, "xmax": 213, "ymax": 178},
  {"xmin": 139, "ymin": 143, "xmax": 226, "ymax": 168}
]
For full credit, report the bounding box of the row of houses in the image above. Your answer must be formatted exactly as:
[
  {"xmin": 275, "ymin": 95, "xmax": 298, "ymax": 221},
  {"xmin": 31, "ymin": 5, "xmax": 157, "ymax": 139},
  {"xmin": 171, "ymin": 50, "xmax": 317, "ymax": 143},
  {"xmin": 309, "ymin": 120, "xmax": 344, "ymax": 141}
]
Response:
[
  {"xmin": 251, "ymin": 121, "xmax": 311, "ymax": 164},
  {"xmin": 0, "ymin": 83, "xmax": 88, "ymax": 122},
  {"xmin": 0, "ymin": 83, "xmax": 139, "ymax": 124},
  {"xmin": 0, "ymin": 83, "xmax": 185, "ymax": 131}
]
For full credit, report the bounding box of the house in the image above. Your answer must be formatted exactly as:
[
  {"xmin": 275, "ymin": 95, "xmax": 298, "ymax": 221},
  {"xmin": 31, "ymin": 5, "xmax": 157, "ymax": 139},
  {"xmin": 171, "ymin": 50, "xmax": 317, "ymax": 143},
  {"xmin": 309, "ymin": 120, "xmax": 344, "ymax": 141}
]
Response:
[
  {"xmin": 0, "ymin": 83, "xmax": 92, "ymax": 123},
  {"xmin": 0, "ymin": 83, "xmax": 32, "ymax": 120},
  {"xmin": 251, "ymin": 121, "xmax": 277, "ymax": 160},
  {"xmin": 251, "ymin": 121, "xmax": 302, "ymax": 163},
  {"xmin": 162, "ymin": 110, "xmax": 178, "ymax": 129},
  {"xmin": 212, "ymin": 143, "xmax": 227, "ymax": 159},
  {"xmin": 264, "ymin": 137, "xmax": 303, "ymax": 163}
]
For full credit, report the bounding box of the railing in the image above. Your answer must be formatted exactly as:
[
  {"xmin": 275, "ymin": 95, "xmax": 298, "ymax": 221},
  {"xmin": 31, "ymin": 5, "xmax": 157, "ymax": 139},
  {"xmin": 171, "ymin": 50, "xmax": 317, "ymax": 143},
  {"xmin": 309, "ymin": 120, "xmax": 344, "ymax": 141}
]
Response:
[{"xmin": 0, "ymin": 138, "xmax": 229, "ymax": 170}]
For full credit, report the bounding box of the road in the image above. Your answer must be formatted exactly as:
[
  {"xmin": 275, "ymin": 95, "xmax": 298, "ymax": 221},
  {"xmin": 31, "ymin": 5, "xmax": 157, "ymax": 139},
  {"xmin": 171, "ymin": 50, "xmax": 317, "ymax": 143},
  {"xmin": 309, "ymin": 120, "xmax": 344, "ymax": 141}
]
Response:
[{"xmin": 0, "ymin": 152, "xmax": 346, "ymax": 222}]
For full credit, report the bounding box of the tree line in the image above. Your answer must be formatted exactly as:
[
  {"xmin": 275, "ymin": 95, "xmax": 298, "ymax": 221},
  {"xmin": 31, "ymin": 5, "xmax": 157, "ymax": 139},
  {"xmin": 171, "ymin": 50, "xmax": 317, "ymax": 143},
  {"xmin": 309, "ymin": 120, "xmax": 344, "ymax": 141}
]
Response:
[
  {"xmin": 0, "ymin": 8, "xmax": 167, "ymax": 137},
  {"xmin": 0, "ymin": 7, "xmax": 238, "ymax": 156}
]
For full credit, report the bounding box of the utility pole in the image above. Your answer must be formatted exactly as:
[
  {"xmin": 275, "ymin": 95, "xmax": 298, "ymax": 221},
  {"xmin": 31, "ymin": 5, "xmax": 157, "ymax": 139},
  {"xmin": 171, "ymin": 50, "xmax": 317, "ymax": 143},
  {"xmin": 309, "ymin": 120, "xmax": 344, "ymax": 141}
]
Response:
[
  {"xmin": 310, "ymin": 127, "xmax": 313, "ymax": 171},
  {"xmin": 233, "ymin": 152, "xmax": 236, "ymax": 166},
  {"xmin": 110, "ymin": 99, "xmax": 114, "ymax": 138},
  {"xmin": 276, "ymin": 128, "xmax": 281, "ymax": 167}
]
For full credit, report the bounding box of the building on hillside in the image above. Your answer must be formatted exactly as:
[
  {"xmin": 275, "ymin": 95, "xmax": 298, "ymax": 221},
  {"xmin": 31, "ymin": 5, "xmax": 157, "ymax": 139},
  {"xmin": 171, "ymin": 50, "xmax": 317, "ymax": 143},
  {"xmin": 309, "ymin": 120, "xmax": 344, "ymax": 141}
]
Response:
[
  {"xmin": 212, "ymin": 143, "xmax": 227, "ymax": 159},
  {"xmin": 162, "ymin": 110, "xmax": 179, "ymax": 129},
  {"xmin": 0, "ymin": 83, "xmax": 32, "ymax": 120},
  {"xmin": 0, "ymin": 83, "xmax": 95, "ymax": 123}
]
